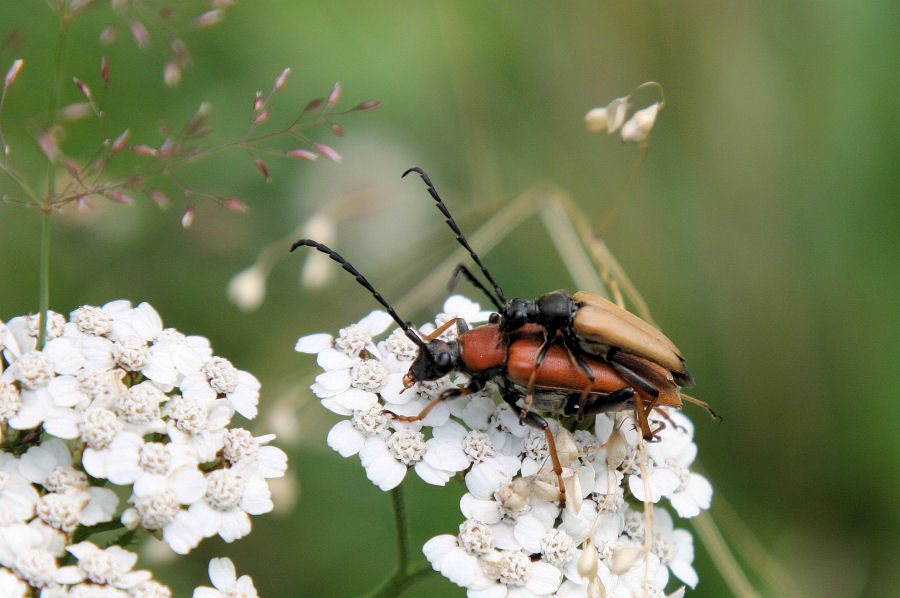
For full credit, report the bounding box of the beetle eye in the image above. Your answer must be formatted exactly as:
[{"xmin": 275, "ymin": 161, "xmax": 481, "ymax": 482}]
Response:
[
  {"xmin": 488, "ymin": 313, "xmax": 500, "ymax": 324},
  {"xmin": 436, "ymin": 352, "xmax": 452, "ymax": 371}
]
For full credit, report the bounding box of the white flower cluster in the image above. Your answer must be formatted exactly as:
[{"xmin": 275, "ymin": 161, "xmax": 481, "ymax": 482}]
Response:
[
  {"xmin": 0, "ymin": 300, "xmax": 286, "ymax": 595},
  {"xmin": 297, "ymin": 295, "xmax": 712, "ymax": 597}
]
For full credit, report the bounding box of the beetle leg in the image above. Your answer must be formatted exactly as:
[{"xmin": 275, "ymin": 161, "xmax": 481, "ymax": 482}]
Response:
[
  {"xmin": 629, "ymin": 389, "xmax": 656, "ymax": 440},
  {"xmin": 680, "ymin": 393, "xmax": 723, "ymax": 423},
  {"xmin": 608, "ymin": 353, "xmax": 660, "ymax": 399},
  {"xmin": 500, "ymin": 384, "xmax": 566, "ymax": 507},
  {"xmin": 420, "ymin": 317, "xmax": 460, "ymax": 342},
  {"xmin": 499, "ymin": 384, "xmax": 566, "ymax": 506},
  {"xmin": 561, "ymin": 331, "xmax": 596, "ymax": 420},
  {"xmin": 578, "ymin": 387, "xmax": 635, "ymax": 416},
  {"xmin": 449, "ymin": 263, "xmax": 502, "ymax": 309},
  {"xmin": 388, "ymin": 386, "xmax": 472, "ymax": 422}
]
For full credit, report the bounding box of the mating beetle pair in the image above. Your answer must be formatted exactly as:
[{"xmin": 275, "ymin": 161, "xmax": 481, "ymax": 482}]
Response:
[{"xmin": 292, "ymin": 167, "xmax": 718, "ymax": 504}]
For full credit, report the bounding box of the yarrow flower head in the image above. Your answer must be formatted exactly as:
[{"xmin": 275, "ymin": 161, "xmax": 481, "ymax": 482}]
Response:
[
  {"xmin": 297, "ymin": 294, "xmax": 714, "ymax": 596},
  {"xmin": 0, "ymin": 299, "xmax": 286, "ymax": 568}
]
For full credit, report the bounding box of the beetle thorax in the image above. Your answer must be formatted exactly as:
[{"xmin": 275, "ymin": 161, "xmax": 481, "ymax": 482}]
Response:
[{"xmin": 534, "ymin": 291, "xmax": 578, "ymax": 329}]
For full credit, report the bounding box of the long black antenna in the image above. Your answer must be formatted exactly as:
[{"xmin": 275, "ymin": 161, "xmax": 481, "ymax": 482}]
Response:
[
  {"xmin": 290, "ymin": 239, "xmax": 427, "ymax": 349},
  {"xmin": 402, "ymin": 167, "xmax": 506, "ymax": 308}
]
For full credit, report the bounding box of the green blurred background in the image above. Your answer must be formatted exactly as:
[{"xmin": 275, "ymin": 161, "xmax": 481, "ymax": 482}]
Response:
[{"xmin": 1, "ymin": 2, "xmax": 897, "ymax": 596}]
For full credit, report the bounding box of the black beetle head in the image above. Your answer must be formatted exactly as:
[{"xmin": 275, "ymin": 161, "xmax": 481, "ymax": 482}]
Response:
[{"xmin": 403, "ymin": 339, "xmax": 459, "ymax": 387}]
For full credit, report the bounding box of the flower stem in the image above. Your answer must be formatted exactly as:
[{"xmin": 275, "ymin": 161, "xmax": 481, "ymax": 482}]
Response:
[
  {"xmin": 368, "ymin": 564, "xmax": 434, "ymax": 598},
  {"xmin": 365, "ymin": 486, "xmax": 434, "ymax": 598},
  {"xmin": 37, "ymin": 18, "xmax": 69, "ymax": 347},
  {"xmin": 37, "ymin": 208, "xmax": 51, "ymax": 348},
  {"xmin": 391, "ymin": 485, "xmax": 410, "ymax": 570}
]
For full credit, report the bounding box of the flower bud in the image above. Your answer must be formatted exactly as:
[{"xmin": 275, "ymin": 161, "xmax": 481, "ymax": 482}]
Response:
[
  {"xmin": 605, "ymin": 428, "xmax": 628, "ymax": 470},
  {"xmin": 584, "ymin": 107, "xmax": 608, "ymax": 132},
  {"xmin": 132, "ymin": 144, "xmax": 157, "ymax": 157},
  {"xmin": 609, "ymin": 546, "xmax": 642, "ymax": 575},
  {"xmin": 99, "ymin": 25, "xmax": 118, "ymax": 45},
  {"xmin": 564, "ymin": 473, "xmax": 583, "ymax": 515},
  {"xmin": 289, "ymin": 149, "xmax": 318, "ymax": 161},
  {"xmin": 164, "ymin": 60, "xmax": 182, "ymax": 87},
  {"xmin": 192, "ymin": 9, "xmax": 224, "ymax": 29},
  {"xmin": 121, "ymin": 508, "xmax": 140, "ymax": 530},
  {"xmin": 326, "ymin": 82, "xmax": 342, "ymax": 108},
  {"xmin": 129, "ymin": 20, "xmax": 150, "ymax": 49},
  {"xmin": 181, "ymin": 206, "xmax": 195, "ymax": 229},
  {"xmin": 303, "ymin": 97, "xmax": 323, "ymax": 114},
  {"xmin": 223, "ymin": 199, "xmax": 249, "ymax": 213},
  {"xmin": 273, "ymin": 68, "xmax": 291, "ymax": 93},
  {"xmin": 314, "ymin": 144, "xmax": 342, "ymax": 163},
  {"xmin": 620, "ymin": 102, "xmax": 660, "ymax": 143},
  {"xmin": 577, "ymin": 539, "xmax": 598, "ymax": 580},
  {"xmin": 534, "ymin": 480, "xmax": 562, "ymax": 504},
  {"xmin": 111, "ymin": 129, "xmax": 130, "ymax": 155},
  {"xmin": 58, "ymin": 102, "xmax": 92, "ymax": 121},
  {"xmin": 587, "ymin": 577, "xmax": 607, "ymax": 598},
  {"xmin": 37, "ymin": 131, "xmax": 60, "ymax": 161},
  {"xmin": 605, "ymin": 96, "xmax": 629, "ymax": 133},
  {"xmin": 254, "ymin": 158, "xmax": 270, "ymax": 181},
  {"xmin": 556, "ymin": 427, "xmax": 578, "ymax": 467},
  {"xmin": 73, "ymin": 77, "xmax": 94, "ymax": 103},
  {"xmin": 355, "ymin": 99, "xmax": 382, "ymax": 111},
  {"xmin": 149, "ymin": 189, "xmax": 169, "ymax": 209},
  {"xmin": 107, "ymin": 190, "xmax": 133, "ymax": 205},
  {"xmin": 228, "ymin": 264, "xmax": 267, "ymax": 312}
]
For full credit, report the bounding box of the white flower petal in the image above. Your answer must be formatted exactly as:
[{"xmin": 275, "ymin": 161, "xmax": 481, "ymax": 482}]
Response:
[
  {"xmin": 360, "ymin": 438, "xmax": 406, "ymax": 491},
  {"xmin": 460, "ymin": 493, "xmax": 501, "ymax": 524},
  {"xmin": 316, "ymin": 348, "xmax": 355, "ymax": 370},
  {"xmin": 295, "ymin": 333, "xmax": 333, "ymax": 353},
  {"xmin": 358, "ymin": 310, "xmax": 394, "ymax": 336},
  {"xmin": 80, "ymin": 487, "xmax": 118, "ymax": 525},
  {"xmin": 326, "ymin": 420, "xmax": 365, "ymax": 457},
  {"xmin": 527, "ymin": 561, "xmax": 563, "ymax": 595},
  {"xmin": 208, "ymin": 556, "xmax": 238, "ymax": 589},
  {"xmin": 171, "ymin": 466, "xmax": 206, "ymax": 505},
  {"xmin": 414, "ymin": 460, "xmax": 452, "ymax": 485},
  {"xmin": 513, "ymin": 514, "xmax": 545, "ymax": 553}
]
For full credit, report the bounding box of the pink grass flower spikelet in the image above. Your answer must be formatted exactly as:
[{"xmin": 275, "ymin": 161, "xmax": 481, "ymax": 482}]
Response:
[
  {"xmin": 4, "ymin": 58, "xmax": 24, "ymax": 89},
  {"xmin": 314, "ymin": 143, "xmax": 342, "ymax": 163},
  {"xmin": 272, "ymin": 68, "xmax": 291, "ymax": 93}
]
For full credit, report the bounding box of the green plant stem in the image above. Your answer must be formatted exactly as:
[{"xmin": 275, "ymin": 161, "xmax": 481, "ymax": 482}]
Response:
[
  {"xmin": 37, "ymin": 20, "xmax": 69, "ymax": 347},
  {"xmin": 365, "ymin": 486, "xmax": 434, "ymax": 598},
  {"xmin": 369, "ymin": 564, "xmax": 434, "ymax": 598},
  {"xmin": 37, "ymin": 209, "xmax": 51, "ymax": 348},
  {"xmin": 391, "ymin": 485, "xmax": 411, "ymax": 570}
]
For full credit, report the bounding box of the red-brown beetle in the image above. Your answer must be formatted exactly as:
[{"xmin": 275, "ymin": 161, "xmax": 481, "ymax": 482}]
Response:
[
  {"xmin": 402, "ymin": 167, "xmax": 696, "ymax": 418},
  {"xmin": 291, "ymin": 239, "xmax": 717, "ymax": 505}
]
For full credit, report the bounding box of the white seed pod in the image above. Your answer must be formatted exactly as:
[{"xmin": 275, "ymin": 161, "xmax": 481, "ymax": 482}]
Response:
[
  {"xmin": 585, "ymin": 107, "xmax": 609, "ymax": 132},
  {"xmin": 609, "ymin": 545, "xmax": 643, "ymax": 575},
  {"xmin": 605, "ymin": 428, "xmax": 628, "ymax": 470},
  {"xmin": 577, "ymin": 538, "xmax": 599, "ymax": 580},
  {"xmin": 621, "ymin": 102, "xmax": 661, "ymax": 143}
]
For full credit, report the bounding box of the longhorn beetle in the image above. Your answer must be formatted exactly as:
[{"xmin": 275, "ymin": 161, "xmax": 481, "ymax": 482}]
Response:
[
  {"xmin": 401, "ymin": 167, "xmax": 702, "ymax": 423},
  {"xmin": 291, "ymin": 238, "xmax": 718, "ymax": 505}
]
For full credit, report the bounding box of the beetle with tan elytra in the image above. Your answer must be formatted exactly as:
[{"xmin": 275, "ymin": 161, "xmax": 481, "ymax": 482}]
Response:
[
  {"xmin": 290, "ymin": 238, "xmax": 714, "ymax": 506},
  {"xmin": 403, "ymin": 166, "xmax": 716, "ymax": 436}
]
